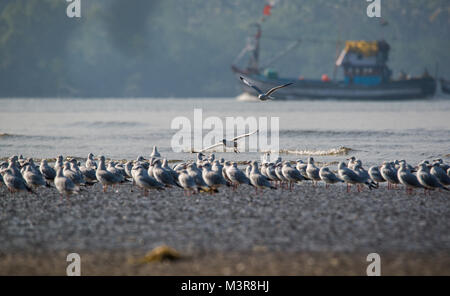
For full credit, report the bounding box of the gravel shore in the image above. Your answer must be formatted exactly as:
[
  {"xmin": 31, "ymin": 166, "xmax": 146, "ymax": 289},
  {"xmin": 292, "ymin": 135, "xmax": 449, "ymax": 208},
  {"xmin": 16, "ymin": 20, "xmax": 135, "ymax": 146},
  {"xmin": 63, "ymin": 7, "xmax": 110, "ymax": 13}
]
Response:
[{"xmin": 0, "ymin": 182, "xmax": 449, "ymax": 275}]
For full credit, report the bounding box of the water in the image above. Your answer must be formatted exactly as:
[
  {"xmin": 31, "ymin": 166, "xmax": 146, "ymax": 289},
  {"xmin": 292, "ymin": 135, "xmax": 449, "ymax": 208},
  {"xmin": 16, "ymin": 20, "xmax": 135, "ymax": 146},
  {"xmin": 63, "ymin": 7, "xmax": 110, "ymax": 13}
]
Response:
[{"xmin": 1, "ymin": 97, "xmax": 449, "ymax": 166}]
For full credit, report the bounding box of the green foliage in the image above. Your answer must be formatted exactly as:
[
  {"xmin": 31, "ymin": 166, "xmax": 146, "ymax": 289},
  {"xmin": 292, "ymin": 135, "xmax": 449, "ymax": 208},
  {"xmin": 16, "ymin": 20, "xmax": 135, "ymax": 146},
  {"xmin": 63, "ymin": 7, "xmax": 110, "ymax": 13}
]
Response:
[{"xmin": 0, "ymin": 0, "xmax": 448, "ymax": 97}]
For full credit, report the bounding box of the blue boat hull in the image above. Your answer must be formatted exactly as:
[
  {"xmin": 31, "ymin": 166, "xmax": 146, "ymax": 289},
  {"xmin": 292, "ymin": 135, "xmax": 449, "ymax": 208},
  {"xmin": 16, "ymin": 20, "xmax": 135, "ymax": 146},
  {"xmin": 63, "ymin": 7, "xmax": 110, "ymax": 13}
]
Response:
[{"xmin": 234, "ymin": 71, "xmax": 437, "ymax": 100}]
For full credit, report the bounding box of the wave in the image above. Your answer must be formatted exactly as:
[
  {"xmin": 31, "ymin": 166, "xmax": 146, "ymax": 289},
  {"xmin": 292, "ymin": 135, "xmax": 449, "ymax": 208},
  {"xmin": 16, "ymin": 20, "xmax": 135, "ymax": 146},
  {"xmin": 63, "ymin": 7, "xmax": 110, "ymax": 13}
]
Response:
[{"xmin": 268, "ymin": 146, "xmax": 354, "ymax": 156}]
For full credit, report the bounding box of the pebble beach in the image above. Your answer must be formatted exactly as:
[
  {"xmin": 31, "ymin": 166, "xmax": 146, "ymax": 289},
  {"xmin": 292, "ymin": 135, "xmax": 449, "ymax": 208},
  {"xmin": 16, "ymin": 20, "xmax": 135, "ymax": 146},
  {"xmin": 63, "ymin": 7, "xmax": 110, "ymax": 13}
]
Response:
[{"xmin": 1, "ymin": 181, "xmax": 449, "ymax": 275}]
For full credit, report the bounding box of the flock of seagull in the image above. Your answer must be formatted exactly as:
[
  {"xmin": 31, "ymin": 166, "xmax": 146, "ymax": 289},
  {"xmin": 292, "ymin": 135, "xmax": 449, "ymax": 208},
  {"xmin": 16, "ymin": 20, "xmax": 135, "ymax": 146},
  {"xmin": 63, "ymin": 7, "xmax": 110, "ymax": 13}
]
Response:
[{"xmin": 1, "ymin": 146, "xmax": 449, "ymax": 198}]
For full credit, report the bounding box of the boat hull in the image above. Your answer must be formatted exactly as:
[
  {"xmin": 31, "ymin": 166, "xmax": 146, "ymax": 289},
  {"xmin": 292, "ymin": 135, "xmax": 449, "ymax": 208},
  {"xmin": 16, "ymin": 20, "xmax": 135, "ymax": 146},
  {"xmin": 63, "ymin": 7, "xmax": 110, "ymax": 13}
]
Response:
[
  {"xmin": 441, "ymin": 79, "xmax": 450, "ymax": 95},
  {"xmin": 234, "ymin": 71, "xmax": 437, "ymax": 100}
]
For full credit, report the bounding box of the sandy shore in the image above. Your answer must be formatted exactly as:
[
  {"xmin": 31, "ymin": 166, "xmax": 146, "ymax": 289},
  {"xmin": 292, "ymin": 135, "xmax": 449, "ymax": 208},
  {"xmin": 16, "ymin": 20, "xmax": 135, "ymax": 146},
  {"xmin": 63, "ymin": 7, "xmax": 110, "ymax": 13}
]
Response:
[{"xmin": 0, "ymin": 182, "xmax": 449, "ymax": 275}]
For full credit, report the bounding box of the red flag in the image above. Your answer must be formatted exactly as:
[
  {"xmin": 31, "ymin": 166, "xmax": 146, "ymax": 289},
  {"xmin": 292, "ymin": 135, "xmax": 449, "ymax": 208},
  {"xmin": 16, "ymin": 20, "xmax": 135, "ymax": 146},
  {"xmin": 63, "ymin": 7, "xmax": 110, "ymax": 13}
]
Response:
[{"xmin": 263, "ymin": 4, "xmax": 271, "ymax": 16}]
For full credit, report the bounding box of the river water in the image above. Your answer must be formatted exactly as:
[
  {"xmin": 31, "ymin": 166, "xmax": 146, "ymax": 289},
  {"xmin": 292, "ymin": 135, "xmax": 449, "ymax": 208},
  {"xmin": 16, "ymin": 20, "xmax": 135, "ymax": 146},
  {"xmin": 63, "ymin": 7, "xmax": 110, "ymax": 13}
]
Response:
[{"xmin": 1, "ymin": 97, "xmax": 449, "ymax": 166}]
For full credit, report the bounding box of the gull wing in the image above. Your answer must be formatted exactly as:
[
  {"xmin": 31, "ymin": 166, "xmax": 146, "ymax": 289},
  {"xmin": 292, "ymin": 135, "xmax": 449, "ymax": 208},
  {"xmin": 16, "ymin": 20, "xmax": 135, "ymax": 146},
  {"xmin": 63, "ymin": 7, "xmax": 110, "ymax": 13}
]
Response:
[
  {"xmin": 232, "ymin": 129, "xmax": 258, "ymax": 141},
  {"xmin": 199, "ymin": 142, "xmax": 224, "ymax": 153},
  {"xmin": 240, "ymin": 77, "xmax": 263, "ymax": 94},
  {"xmin": 266, "ymin": 82, "xmax": 293, "ymax": 96}
]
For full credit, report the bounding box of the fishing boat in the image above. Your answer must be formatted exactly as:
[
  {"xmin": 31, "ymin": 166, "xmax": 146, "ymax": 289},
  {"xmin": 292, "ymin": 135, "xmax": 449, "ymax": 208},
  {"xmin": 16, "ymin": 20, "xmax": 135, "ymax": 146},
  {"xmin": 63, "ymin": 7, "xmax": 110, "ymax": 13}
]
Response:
[
  {"xmin": 232, "ymin": 24, "xmax": 436, "ymax": 100},
  {"xmin": 441, "ymin": 79, "xmax": 450, "ymax": 95}
]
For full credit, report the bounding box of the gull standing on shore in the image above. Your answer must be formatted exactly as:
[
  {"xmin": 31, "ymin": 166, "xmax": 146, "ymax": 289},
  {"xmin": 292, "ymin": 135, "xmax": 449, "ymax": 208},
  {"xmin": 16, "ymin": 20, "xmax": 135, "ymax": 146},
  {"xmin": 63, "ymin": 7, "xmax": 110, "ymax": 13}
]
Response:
[
  {"xmin": 417, "ymin": 163, "xmax": 449, "ymax": 193},
  {"xmin": 54, "ymin": 167, "xmax": 79, "ymax": 197},
  {"xmin": 1, "ymin": 168, "xmax": 33, "ymax": 194},
  {"xmin": 96, "ymin": 156, "xmax": 122, "ymax": 192},
  {"xmin": 282, "ymin": 162, "xmax": 305, "ymax": 190},
  {"xmin": 430, "ymin": 162, "xmax": 450, "ymax": 186},
  {"xmin": 306, "ymin": 157, "xmax": 321, "ymax": 185},
  {"xmin": 381, "ymin": 162, "xmax": 400, "ymax": 189},
  {"xmin": 249, "ymin": 161, "xmax": 276, "ymax": 193},
  {"xmin": 319, "ymin": 167, "xmax": 343, "ymax": 188},
  {"xmin": 202, "ymin": 162, "xmax": 228, "ymax": 192},
  {"xmin": 151, "ymin": 146, "xmax": 161, "ymax": 158},
  {"xmin": 40, "ymin": 159, "xmax": 56, "ymax": 182},
  {"xmin": 226, "ymin": 162, "xmax": 252, "ymax": 190},
  {"xmin": 397, "ymin": 162, "xmax": 423, "ymax": 194}
]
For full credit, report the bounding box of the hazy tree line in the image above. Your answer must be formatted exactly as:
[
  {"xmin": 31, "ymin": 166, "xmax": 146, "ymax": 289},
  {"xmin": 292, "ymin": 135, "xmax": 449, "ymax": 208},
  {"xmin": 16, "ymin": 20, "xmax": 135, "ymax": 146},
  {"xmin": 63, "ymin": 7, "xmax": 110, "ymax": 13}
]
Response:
[{"xmin": 0, "ymin": 0, "xmax": 448, "ymax": 97}]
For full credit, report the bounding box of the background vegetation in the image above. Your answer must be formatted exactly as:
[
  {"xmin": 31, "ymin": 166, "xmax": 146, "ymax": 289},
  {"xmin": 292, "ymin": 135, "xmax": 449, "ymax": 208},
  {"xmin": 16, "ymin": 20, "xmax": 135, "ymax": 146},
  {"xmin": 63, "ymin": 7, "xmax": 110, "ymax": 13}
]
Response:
[{"xmin": 0, "ymin": 0, "xmax": 449, "ymax": 97}]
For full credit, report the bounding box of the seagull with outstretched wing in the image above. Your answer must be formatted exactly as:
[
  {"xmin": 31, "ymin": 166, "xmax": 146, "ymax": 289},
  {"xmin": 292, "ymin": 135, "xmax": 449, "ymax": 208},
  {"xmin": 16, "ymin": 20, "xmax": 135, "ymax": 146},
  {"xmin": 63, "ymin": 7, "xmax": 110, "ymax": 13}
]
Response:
[
  {"xmin": 200, "ymin": 129, "xmax": 258, "ymax": 153},
  {"xmin": 240, "ymin": 76, "xmax": 293, "ymax": 101}
]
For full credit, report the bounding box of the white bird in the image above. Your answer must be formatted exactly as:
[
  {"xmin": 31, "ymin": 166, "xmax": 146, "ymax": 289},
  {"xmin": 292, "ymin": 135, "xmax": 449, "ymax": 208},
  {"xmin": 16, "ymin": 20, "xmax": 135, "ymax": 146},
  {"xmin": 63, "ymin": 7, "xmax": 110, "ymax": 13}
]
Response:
[
  {"xmin": 96, "ymin": 156, "xmax": 122, "ymax": 192},
  {"xmin": 151, "ymin": 145, "xmax": 161, "ymax": 158},
  {"xmin": 282, "ymin": 162, "xmax": 304, "ymax": 190},
  {"xmin": 380, "ymin": 161, "xmax": 400, "ymax": 189},
  {"xmin": 240, "ymin": 76, "xmax": 293, "ymax": 101},
  {"xmin": 306, "ymin": 157, "xmax": 321, "ymax": 184},
  {"xmin": 201, "ymin": 162, "xmax": 228, "ymax": 191},
  {"xmin": 40, "ymin": 159, "xmax": 56, "ymax": 182},
  {"xmin": 397, "ymin": 162, "xmax": 423, "ymax": 194},
  {"xmin": 152, "ymin": 159, "xmax": 181, "ymax": 188},
  {"xmin": 368, "ymin": 166, "xmax": 385, "ymax": 184},
  {"xmin": 430, "ymin": 162, "xmax": 450, "ymax": 186},
  {"xmin": 226, "ymin": 162, "xmax": 252, "ymax": 189},
  {"xmin": 417, "ymin": 163, "xmax": 449, "ymax": 193},
  {"xmin": 200, "ymin": 130, "xmax": 258, "ymax": 153},
  {"xmin": 54, "ymin": 166, "xmax": 79, "ymax": 197},
  {"xmin": 85, "ymin": 153, "xmax": 97, "ymax": 169},
  {"xmin": 296, "ymin": 160, "xmax": 309, "ymax": 180},
  {"xmin": 178, "ymin": 169, "xmax": 197, "ymax": 196},
  {"xmin": 338, "ymin": 162, "xmax": 375, "ymax": 192},
  {"xmin": 1, "ymin": 168, "xmax": 33, "ymax": 194},
  {"xmin": 319, "ymin": 167, "xmax": 343, "ymax": 188},
  {"xmin": 249, "ymin": 161, "xmax": 276, "ymax": 193},
  {"xmin": 133, "ymin": 165, "xmax": 164, "ymax": 195},
  {"xmin": 23, "ymin": 164, "xmax": 47, "ymax": 189}
]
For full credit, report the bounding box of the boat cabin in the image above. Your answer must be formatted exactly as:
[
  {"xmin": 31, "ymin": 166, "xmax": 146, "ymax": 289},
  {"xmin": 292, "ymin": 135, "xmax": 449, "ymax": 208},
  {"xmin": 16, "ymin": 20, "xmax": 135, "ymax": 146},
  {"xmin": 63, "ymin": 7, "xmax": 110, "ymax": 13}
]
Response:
[{"xmin": 336, "ymin": 40, "xmax": 392, "ymax": 86}]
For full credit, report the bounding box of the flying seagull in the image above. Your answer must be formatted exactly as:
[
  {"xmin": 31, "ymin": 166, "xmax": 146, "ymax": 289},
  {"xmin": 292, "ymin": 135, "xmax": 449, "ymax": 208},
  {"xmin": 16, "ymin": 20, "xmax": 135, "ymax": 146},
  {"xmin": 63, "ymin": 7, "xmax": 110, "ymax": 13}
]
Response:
[
  {"xmin": 240, "ymin": 76, "xmax": 293, "ymax": 101},
  {"xmin": 200, "ymin": 129, "xmax": 258, "ymax": 153}
]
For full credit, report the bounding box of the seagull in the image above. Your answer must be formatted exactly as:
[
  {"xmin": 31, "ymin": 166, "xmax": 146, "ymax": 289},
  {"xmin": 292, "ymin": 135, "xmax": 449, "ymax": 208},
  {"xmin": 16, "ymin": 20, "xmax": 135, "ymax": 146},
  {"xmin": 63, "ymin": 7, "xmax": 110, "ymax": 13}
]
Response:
[
  {"xmin": 1, "ymin": 168, "xmax": 33, "ymax": 194},
  {"xmin": 430, "ymin": 162, "xmax": 450, "ymax": 186},
  {"xmin": 240, "ymin": 76, "xmax": 293, "ymax": 101},
  {"xmin": 226, "ymin": 162, "xmax": 253, "ymax": 189},
  {"xmin": 397, "ymin": 162, "xmax": 423, "ymax": 194},
  {"xmin": 200, "ymin": 130, "xmax": 258, "ymax": 153},
  {"xmin": 296, "ymin": 160, "xmax": 310, "ymax": 180},
  {"xmin": 54, "ymin": 166, "xmax": 79, "ymax": 197},
  {"xmin": 186, "ymin": 163, "xmax": 209, "ymax": 190},
  {"xmin": 353, "ymin": 160, "xmax": 378, "ymax": 190},
  {"xmin": 417, "ymin": 163, "xmax": 449, "ymax": 193},
  {"xmin": 151, "ymin": 146, "xmax": 161, "ymax": 158},
  {"xmin": 306, "ymin": 157, "xmax": 321, "ymax": 185},
  {"xmin": 133, "ymin": 165, "xmax": 165, "ymax": 195},
  {"xmin": 368, "ymin": 166, "xmax": 386, "ymax": 184},
  {"xmin": 40, "ymin": 159, "xmax": 56, "ymax": 182},
  {"xmin": 338, "ymin": 162, "xmax": 376, "ymax": 192},
  {"xmin": 23, "ymin": 164, "xmax": 47, "ymax": 189},
  {"xmin": 85, "ymin": 153, "xmax": 97, "ymax": 169},
  {"xmin": 152, "ymin": 159, "xmax": 181, "ymax": 188},
  {"xmin": 201, "ymin": 162, "xmax": 228, "ymax": 192},
  {"xmin": 282, "ymin": 162, "xmax": 305, "ymax": 190},
  {"xmin": 96, "ymin": 156, "xmax": 122, "ymax": 192},
  {"xmin": 380, "ymin": 161, "xmax": 400, "ymax": 189},
  {"xmin": 177, "ymin": 169, "xmax": 198, "ymax": 196},
  {"xmin": 319, "ymin": 167, "xmax": 343, "ymax": 188},
  {"xmin": 249, "ymin": 161, "xmax": 276, "ymax": 193}
]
